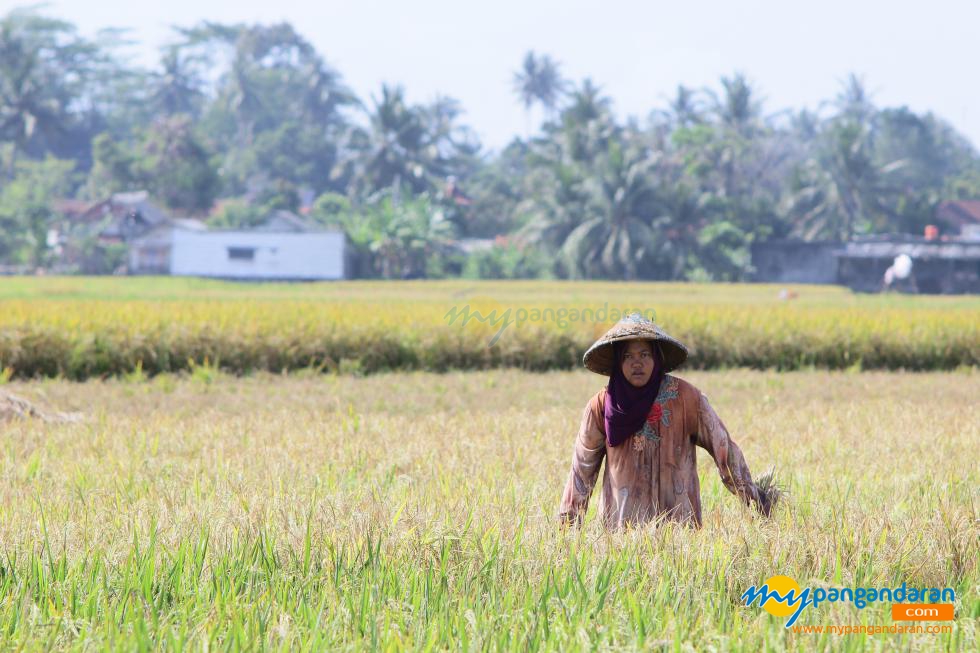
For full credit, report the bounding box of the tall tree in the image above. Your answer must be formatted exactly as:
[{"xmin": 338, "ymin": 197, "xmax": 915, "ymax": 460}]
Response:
[
  {"xmin": 148, "ymin": 44, "xmax": 206, "ymax": 118},
  {"xmin": 558, "ymin": 136, "xmax": 661, "ymax": 279},
  {"xmin": 512, "ymin": 51, "xmax": 568, "ymax": 132},
  {"xmin": 652, "ymin": 85, "xmax": 705, "ymax": 130},
  {"xmin": 138, "ymin": 115, "xmax": 221, "ymax": 212},
  {"xmin": 783, "ymin": 75, "xmax": 907, "ymax": 241},
  {"xmin": 182, "ymin": 21, "xmax": 356, "ymax": 195},
  {"xmin": 709, "ymin": 73, "xmax": 764, "ymax": 137},
  {"xmin": 339, "ymin": 85, "xmax": 477, "ymax": 200},
  {"xmin": 0, "ymin": 8, "xmax": 104, "ymax": 175}
]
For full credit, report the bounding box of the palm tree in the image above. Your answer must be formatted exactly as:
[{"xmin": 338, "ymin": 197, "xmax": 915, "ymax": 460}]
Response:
[
  {"xmin": 148, "ymin": 45, "xmax": 206, "ymax": 117},
  {"xmin": 340, "ymin": 87, "xmax": 478, "ymax": 201},
  {"xmin": 783, "ymin": 75, "xmax": 908, "ymax": 242},
  {"xmin": 517, "ymin": 80, "xmax": 616, "ymax": 255},
  {"xmin": 515, "ymin": 157, "xmax": 592, "ymax": 259},
  {"xmin": 652, "ymin": 85, "xmax": 705, "ymax": 130},
  {"xmin": 339, "ymin": 85, "xmax": 436, "ymax": 199},
  {"xmin": 0, "ymin": 9, "xmax": 93, "ymax": 176},
  {"xmin": 512, "ymin": 51, "xmax": 569, "ymax": 133},
  {"xmin": 784, "ymin": 121, "xmax": 904, "ymax": 242},
  {"xmin": 553, "ymin": 78, "xmax": 616, "ymax": 165},
  {"xmin": 558, "ymin": 137, "xmax": 661, "ymax": 279},
  {"xmin": 835, "ymin": 73, "xmax": 875, "ymax": 125},
  {"xmin": 708, "ymin": 73, "xmax": 763, "ymax": 137}
]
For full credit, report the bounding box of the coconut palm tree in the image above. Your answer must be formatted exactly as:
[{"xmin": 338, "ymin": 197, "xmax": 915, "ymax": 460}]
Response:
[
  {"xmin": 512, "ymin": 51, "xmax": 569, "ymax": 132},
  {"xmin": 558, "ymin": 137, "xmax": 661, "ymax": 279},
  {"xmin": 652, "ymin": 84, "xmax": 705, "ymax": 130},
  {"xmin": 783, "ymin": 75, "xmax": 908, "ymax": 241},
  {"xmin": 708, "ymin": 72, "xmax": 764, "ymax": 137},
  {"xmin": 148, "ymin": 45, "xmax": 206, "ymax": 117},
  {"xmin": 784, "ymin": 119, "xmax": 905, "ymax": 241},
  {"xmin": 339, "ymin": 85, "xmax": 438, "ymax": 199},
  {"xmin": 339, "ymin": 86, "xmax": 479, "ymax": 201}
]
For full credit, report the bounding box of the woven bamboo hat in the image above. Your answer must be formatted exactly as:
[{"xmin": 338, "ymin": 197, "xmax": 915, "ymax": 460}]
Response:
[{"xmin": 583, "ymin": 312, "xmax": 688, "ymax": 376}]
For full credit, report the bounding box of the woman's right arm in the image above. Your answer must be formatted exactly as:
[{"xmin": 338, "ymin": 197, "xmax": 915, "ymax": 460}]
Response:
[{"xmin": 558, "ymin": 393, "xmax": 607, "ymax": 527}]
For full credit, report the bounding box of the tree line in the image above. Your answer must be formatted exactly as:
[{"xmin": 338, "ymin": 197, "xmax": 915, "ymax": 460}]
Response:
[{"xmin": 2, "ymin": 7, "xmax": 979, "ymax": 279}]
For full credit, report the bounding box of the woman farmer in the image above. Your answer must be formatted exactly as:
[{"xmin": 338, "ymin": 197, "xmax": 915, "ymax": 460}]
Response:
[{"xmin": 559, "ymin": 313, "xmax": 780, "ymax": 530}]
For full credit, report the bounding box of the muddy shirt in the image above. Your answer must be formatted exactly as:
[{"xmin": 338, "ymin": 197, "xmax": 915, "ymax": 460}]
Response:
[{"xmin": 558, "ymin": 374, "xmax": 764, "ymax": 530}]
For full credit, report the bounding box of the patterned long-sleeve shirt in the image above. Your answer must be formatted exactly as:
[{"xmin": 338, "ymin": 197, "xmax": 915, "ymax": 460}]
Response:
[{"xmin": 559, "ymin": 374, "xmax": 765, "ymax": 530}]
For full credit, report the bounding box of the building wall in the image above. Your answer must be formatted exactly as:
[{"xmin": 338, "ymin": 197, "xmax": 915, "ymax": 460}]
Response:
[
  {"xmin": 750, "ymin": 241, "xmax": 840, "ymax": 283},
  {"xmin": 129, "ymin": 244, "xmax": 171, "ymax": 274},
  {"xmin": 838, "ymin": 256, "xmax": 980, "ymax": 294},
  {"xmin": 129, "ymin": 225, "xmax": 176, "ymax": 274},
  {"xmin": 171, "ymin": 230, "xmax": 345, "ymax": 280}
]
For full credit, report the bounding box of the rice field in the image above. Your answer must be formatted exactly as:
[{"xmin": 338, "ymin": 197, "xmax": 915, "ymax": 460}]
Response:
[
  {"xmin": 1, "ymin": 366, "xmax": 977, "ymax": 651},
  {"xmin": 0, "ymin": 277, "xmax": 977, "ymax": 650},
  {"xmin": 0, "ymin": 277, "xmax": 978, "ymax": 378}
]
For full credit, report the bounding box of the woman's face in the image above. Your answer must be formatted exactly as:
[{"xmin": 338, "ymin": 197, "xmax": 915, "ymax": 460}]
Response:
[{"xmin": 621, "ymin": 340, "xmax": 655, "ymax": 387}]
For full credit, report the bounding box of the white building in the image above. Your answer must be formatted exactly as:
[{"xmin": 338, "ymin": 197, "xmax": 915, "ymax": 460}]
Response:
[
  {"xmin": 170, "ymin": 228, "xmax": 346, "ymax": 280},
  {"xmin": 129, "ymin": 218, "xmax": 208, "ymax": 274}
]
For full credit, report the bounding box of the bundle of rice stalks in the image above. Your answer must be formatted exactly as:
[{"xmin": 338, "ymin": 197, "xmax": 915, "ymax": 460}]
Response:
[
  {"xmin": 0, "ymin": 390, "xmax": 80, "ymax": 423},
  {"xmin": 754, "ymin": 465, "xmax": 786, "ymax": 518}
]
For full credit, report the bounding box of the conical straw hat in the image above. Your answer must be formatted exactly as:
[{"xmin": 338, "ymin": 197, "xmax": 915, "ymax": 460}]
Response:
[{"xmin": 583, "ymin": 312, "xmax": 688, "ymax": 376}]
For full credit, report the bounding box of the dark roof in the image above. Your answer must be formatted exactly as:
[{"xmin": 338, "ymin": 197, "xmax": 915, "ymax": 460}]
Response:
[
  {"xmin": 75, "ymin": 191, "xmax": 170, "ymax": 226},
  {"xmin": 836, "ymin": 240, "xmax": 980, "ymax": 261}
]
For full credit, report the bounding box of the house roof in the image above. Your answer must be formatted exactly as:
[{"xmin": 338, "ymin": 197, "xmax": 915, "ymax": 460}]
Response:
[
  {"xmin": 74, "ymin": 190, "xmax": 170, "ymax": 228},
  {"xmin": 205, "ymin": 210, "xmax": 339, "ymax": 234},
  {"xmin": 52, "ymin": 198, "xmax": 91, "ymax": 218},
  {"xmin": 935, "ymin": 200, "xmax": 980, "ymax": 230},
  {"xmin": 172, "ymin": 218, "xmax": 208, "ymax": 231},
  {"xmin": 835, "ymin": 240, "xmax": 980, "ymax": 261},
  {"xmin": 250, "ymin": 210, "xmax": 317, "ymax": 233},
  {"xmin": 128, "ymin": 218, "xmax": 208, "ymax": 246}
]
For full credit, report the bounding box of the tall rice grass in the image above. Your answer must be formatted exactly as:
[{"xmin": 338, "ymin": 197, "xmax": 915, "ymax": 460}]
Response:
[
  {"xmin": 0, "ymin": 368, "xmax": 976, "ymax": 650},
  {"xmin": 0, "ymin": 277, "xmax": 977, "ymax": 379}
]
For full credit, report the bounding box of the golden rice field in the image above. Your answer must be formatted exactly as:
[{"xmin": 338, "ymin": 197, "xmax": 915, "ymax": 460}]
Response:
[
  {"xmin": 0, "ymin": 277, "xmax": 977, "ymax": 379},
  {"xmin": 1, "ymin": 367, "xmax": 977, "ymax": 650}
]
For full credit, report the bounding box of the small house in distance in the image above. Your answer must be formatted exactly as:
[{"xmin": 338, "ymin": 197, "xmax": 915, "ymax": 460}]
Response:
[
  {"xmin": 170, "ymin": 211, "xmax": 347, "ymax": 280},
  {"xmin": 834, "ymin": 233, "xmax": 980, "ymax": 294},
  {"xmin": 75, "ymin": 190, "xmax": 171, "ymax": 243},
  {"xmin": 52, "ymin": 191, "xmax": 178, "ymax": 274}
]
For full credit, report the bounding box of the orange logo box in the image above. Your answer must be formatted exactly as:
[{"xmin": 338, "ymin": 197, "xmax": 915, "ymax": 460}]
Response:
[{"xmin": 892, "ymin": 604, "xmax": 954, "ymax": 621}]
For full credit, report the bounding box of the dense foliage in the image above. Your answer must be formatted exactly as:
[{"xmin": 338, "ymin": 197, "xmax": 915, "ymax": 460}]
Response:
[{"xmin": 2, "ymin": 7, "xmax": 979, "ymax": 279}]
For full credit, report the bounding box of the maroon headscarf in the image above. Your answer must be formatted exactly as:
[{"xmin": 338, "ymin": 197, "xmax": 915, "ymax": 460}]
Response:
[{"xmin": 603, "ymin": 339, "xmax": 666, "ymax": 448}]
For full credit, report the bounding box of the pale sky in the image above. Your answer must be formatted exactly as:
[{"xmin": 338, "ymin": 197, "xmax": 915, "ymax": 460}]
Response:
[{"xmin": 7, "ymin": 0, "xmax": 979, "ymax": 153}]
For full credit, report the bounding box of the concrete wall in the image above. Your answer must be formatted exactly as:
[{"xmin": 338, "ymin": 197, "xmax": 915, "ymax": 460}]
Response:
[
  {"xmin": 171, "ymin": 230, "xmax": 345, "ymax": 280},
  {"xmin": 751, "ymin": 241, "xmax": 839, "ymax": 284}
]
